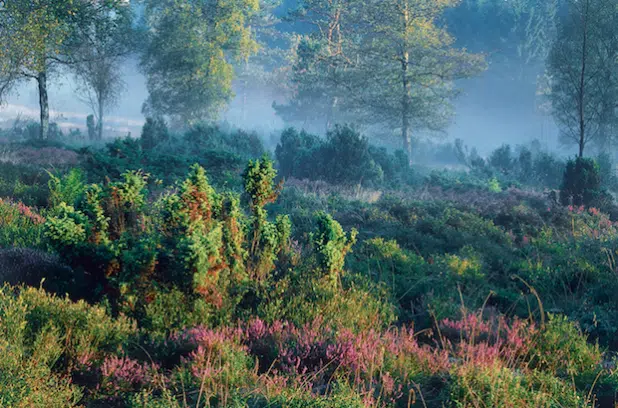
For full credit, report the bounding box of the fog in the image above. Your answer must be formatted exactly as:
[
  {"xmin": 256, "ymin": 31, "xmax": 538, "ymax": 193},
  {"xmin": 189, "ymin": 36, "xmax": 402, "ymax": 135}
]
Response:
[
  {"xmin": 2, "ymin": 60, "xmax": 567, "ymax": 158},
  {"xmin": 1, "ymin": 58, "xmax": 147, "ymax": 137},
  {"xmin": 0, "ymin": 0, "xmax": 581, "ymax": 160}
]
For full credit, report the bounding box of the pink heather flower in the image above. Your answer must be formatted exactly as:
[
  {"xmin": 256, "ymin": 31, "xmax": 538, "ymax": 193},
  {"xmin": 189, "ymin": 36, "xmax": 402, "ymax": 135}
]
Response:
[
  {"xmin": 247, "ymin": 318, "xmax": 268, "ymax": 340},
  {"xmin": 441, "ymin": 313, "xmax": 536, "ymax": 368},
  {"xmin": 381, "ymin": 372, "xmax": 395, "ymax": 395},
  {"xmin": 101, "ymin": 356, "xmax": 159, "ymax": 391},
  {"xmin": 77, "ymin": 351, "xmax": 96, "ymax": 368},
  {"xmin": 522, "ymin": 236, "xmax": 530, "ymax": 246},
  {"xmin": 15, "ymin": 202, "xmax": 45, "ymax": 224},
  {"xmin": 188, "ymin": 345, "xmax": 223, "ymax": 379}
]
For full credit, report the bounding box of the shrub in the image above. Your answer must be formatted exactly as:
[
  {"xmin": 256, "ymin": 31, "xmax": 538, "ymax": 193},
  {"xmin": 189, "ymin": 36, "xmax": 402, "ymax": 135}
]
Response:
[
  {"xmin": 450, "ymin": 364, "xmax": 591, "ymax": 407},
  {"xmin": 84, "ymin": 124, "xmax": 260, "ymax": 189},
  {"xmin": 533, "ymin": 152, "xmax": 565, "ymax": 188},
  {"xmin": 530, "ymin": 314, "xmax": 601, "ymax": 377},
  {"xmin": 0, "ymin": 285, "xmax": 136, "ymax": 406},
  {"xmin": 312, "ymin": 211, "xmax": 357, "ymax": 288},
  {"xmin": 0, "ymin": 291, "xmax": 82, "ymax": 407},
  {"xmin": 275, "ymin": 127, "xmax": 322, "ymax": 180},
  {"xmin": 321, "ymin": 125, "xmax": 383, "ymax": 186},
  {"xmin": 489, "ymin": 144, "xmax": 513, "ymax": 174},
  {"xmin": 184, "ymin": 123, "xmax": 264, "ymax": 159},
  {"xmin": 597, "ymin": 152, "xmax": 618, "ymax": 192},
  {"xmin": 243, "ymin": 157, "xmax": 290, "ymax": 282},
  {"xmin": 274, "ymin": 126, "xmax": 406, "ymax": 188},
  {"xmin": 47, "ymin": 168, "xmax": 85, "ymax": 208},
  {"xmin": 0, "ymin": 199, "xmax": 45, "ymax": 248},
  {"xmin": 140, "ymin": 117, "xmax": 170, "ymax": 151},
  {"xmin": 560, "ymin": 157, "xmax": 608, "ymax": 207},
  {"xmin": 42, "ymin": 159, "xmax": 310, "ymax": 328}
]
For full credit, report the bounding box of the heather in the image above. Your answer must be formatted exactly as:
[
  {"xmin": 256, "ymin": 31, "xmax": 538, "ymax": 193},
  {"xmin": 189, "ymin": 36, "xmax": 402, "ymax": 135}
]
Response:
[{"xmin": 0, "ymin": 121, "xmax": 616, "ymax": 406}]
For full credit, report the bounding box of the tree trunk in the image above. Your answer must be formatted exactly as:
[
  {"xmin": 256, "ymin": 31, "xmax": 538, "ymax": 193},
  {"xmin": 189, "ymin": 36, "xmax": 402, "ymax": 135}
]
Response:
[
  {"xmin": 37, "ymin": 71, "xmax": 49, "ymax": 140},
  {"xmin": 579, "ymin": 136, "xmax": 584, "ymax": 158},
  {"xmin": 401, "ymin": 4, "xmax": 412, "ymax": 166},
  {"xmin": 578, "ymin": 0, "xmax": 589, "ymax": 159},
  {"xmin": 402, "ymin": 55, "xmax": 412, "ymax": 166},
  {"xmin": 403, "ymin": 121, "xmax": 412, "ymax": 166},
  {"xmin": 326, "ymin": 96, "xmax": 338, "ymax": 133},
  {"xmin": 97, "ymin": 96, "xmax": 104, "ymax": 141},
  {"xmin": 242, "ymin": 84, "xmax": 248, "ymax": 123}
]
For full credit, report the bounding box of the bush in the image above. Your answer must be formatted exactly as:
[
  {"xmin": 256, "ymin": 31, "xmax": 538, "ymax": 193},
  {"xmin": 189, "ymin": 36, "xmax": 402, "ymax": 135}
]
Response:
[
  {"xmin": 275, "ymin": 127, "xmax": 322, "ymax": 180},
  {"xmin": 0, "ymin": 199, "xmax": 45, "ymax": 248},
  {"xmin": 184, "ymin": 123, "xmax": 264, "ymax": 158},
  {"xmin": 42, "ymin": 158, "xmax": 366, "ymax": 331},
  {"xmin": 489, "ymin": 144, "xmax": 513, "ymax": 174},
  {"xmin": 533, "ymin": 152, "xmax": 565, "ymax": 188},
  {"xmin": 275, "ymin": 125, "xmax": 406, "ymax": 187},
  {"xmin": 560, "ymin": 157, "xmax": 609, "ymax": 207},
  {"xmin": 597, "ymin": 152, "xmax": 618, "ymax": 192},
  {"xmin": 140, "ymin": 117, "xmax": 170, "ymax": 151},
  {"xmin": 0, "ymin": 291, "xmax": 82, "ymax": 407},
  {"xmin": 0, "ymin": 285, "xmax": 136, "ymax": 407},
  {"xmin": 84, "ymin": 124, "xmax": 263, "ymax": 189},
  {"xmin": 321, "ymin": 125, "xmax": 383, "ymax": 186},
  {"xmin": 47, "ymin": 168, "xmax": 85, "ymax": 208}
]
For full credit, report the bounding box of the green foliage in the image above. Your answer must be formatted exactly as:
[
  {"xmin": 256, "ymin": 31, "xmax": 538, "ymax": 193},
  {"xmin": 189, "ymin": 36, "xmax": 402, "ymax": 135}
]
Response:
[
  {"xmin": 84, "ymin": 124, "xmax": 263, "ymax": 188},
  {"xmin": 450, "ymin": 365, "xmax": 591, "ymax": 408},
  {"xmin": 141, "ymin": 117, "xmax": 170, "ymax": 151},
  {"xmin": 275, "ymin": 127, "xmax": 322, "ymax": 180},
  {"xmin": 0, "ymin": 199, "xmax": 45, "ymax": 248},
  {"xmin": 456, "ymin": 140, "xmax": 567, "ymax": 190},
  {"xmin": 39, "ymin": 159, "xmax": 297, "ymax": 330},
  {"xmin": 47, "ymin": 168, "xmax": 85, "ymax": 208},
  {"xmin": 185, "ymin": 123, "xmax": 265, "ymax": 159},
  {"xmin": 312, "ymin": 211, "xmax": 357, "ymax": 288},
  {"xmin": 244, "ymin": 156, "xmax": 289, "ymax": 281},
  {"xmin": 0, "ymin": 285, "xmax": 135, "ymax": 407},
  {"xmin": 141, "ymin": 0, "xmax": 259, "ymax": 122},
  {"xmin": 488, "ymin": 144, "xmax": 513, "ymax": 174},
  {"xmin": 531, "ymin": 314, "xmax": 602, "ymax": 377},
  {"xmin": 44, "ymin": 203, "xmax": 88, "ymax": 247},
  {"xmin": 560, "ymin": 157, "xmax": 608, "ymax": 207},
  {"xmin": 275, "ymin": 126, "xmax": 408, "ymax": 187},
  {"xmin": 487, "ymin": 177, "xmax": 501, "ymax": 193},
  {"xmin": 0, "ymin": 291, "xmax": 82, "ymax": 407}
]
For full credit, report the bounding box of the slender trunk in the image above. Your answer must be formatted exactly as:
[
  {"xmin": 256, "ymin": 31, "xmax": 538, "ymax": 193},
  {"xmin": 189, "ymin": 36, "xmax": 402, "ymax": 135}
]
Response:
[
  {"xmin": 401, "ymin": 4, "xmax": 412, "ymax": 166},
  {"xmin": 242, "ymin": 60, "xmax": 248, "ymax": 123},
  {"xmin": 326, "ymin": 96, "xmax": 338, "ymax": 133},
  {"xmin": 97, "ymin": 96, "xmax": 104, "ymax": 141},
  {"xmin": 578, "ymin": 0, "xmax": 589, "ymax": 158},
  {"xmin": 402, "ymin": 54, "xmax": 412, "ymax": 166},
  {"xmin": 579, "ymin": 138, "xmax": 584, "ymax": 158},
  {"xmin": 37, "ymin": 71, "xmax": 49, "ymax": 140},
  {"xmin": 242, "ymin": 82, "xmax": 248, "ymax": 123}
]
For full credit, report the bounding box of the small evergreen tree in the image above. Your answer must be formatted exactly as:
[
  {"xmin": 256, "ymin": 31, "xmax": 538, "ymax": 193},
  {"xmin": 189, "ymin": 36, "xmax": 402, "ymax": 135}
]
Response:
[
  {"xmin": 312, "ymin": 211, "xmax": 357, "ymax": 289},
  {"xmin": 560, "ymin": 157, "xmax": 604, "ymax": 207},
  {"xmin": 140, "ymin": 117, "xmax": 169, "ymax": 151}
]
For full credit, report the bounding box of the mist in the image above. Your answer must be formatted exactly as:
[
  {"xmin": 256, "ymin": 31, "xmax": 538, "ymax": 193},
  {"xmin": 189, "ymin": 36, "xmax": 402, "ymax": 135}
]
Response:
[
  {"xmin": 1, "ymin": 61, "xmax": 565, "ymax": 159},
  {"xmin": 0, "ymin": 0, "xmax": 604, "ymax": 162}
]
